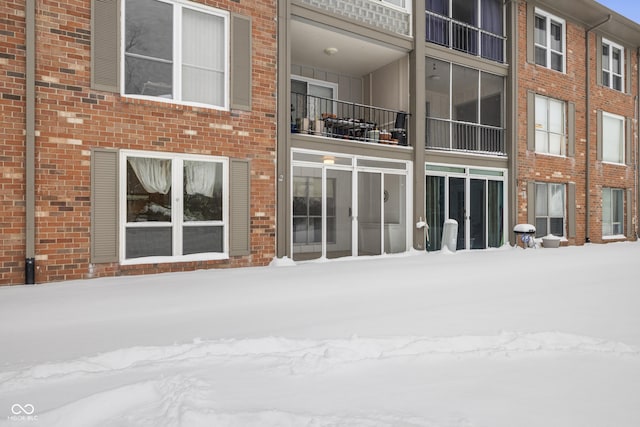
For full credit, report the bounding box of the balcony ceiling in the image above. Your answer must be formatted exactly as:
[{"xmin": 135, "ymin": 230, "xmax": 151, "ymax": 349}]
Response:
[{"xmin": 291, "ymin": 19, "xmax": 408, "ymax": 77}]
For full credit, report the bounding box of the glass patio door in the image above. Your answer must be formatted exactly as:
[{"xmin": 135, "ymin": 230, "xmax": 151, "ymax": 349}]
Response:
[
  {"xmin": 358, "ymin": 171, "xmax": 382, "ymax": 256},
  {"xmin": 448, "ymin": 177, "xmax": 466, "ymax": 250}
]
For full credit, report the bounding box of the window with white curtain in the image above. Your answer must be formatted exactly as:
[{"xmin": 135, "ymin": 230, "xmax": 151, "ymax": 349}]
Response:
[
  {"xmin": 534, "ymin": 8, "xmax": 565, "ymax": 72},
  {"xmin": 535, "ymin": 95, "xmax": 566, "ymax": 156},
  {"xmin": 124, "ymin": 0, "xmax": 228, "ymax": 108},
  {"xmin": 535, "ymin": 182, "xmax": 565, "ymax": 238},
  {"xmin": 602, "ymin": 188, "xmax": 624, "ymax": 237},
  {"xmin": 602, "ymin": 112, "xmax": 625, "ymax": 164},
  {"xmin": 602, "ymin": 39, "xmax": 624, "ymax": 92},
  {"xmin": 122, "ymin": 151, "xmax": 227, "ymax": 263}
]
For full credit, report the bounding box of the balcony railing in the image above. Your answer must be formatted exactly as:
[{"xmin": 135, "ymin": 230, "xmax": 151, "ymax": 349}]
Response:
[
  {"xmin": 426, "ymin": 10, "xmax": 505, "ymax": 63},
  {"xmin": 291, "ymin": 92, "xmax": 410, "ymax": 147},
  {"xmin": 426, "ymin": 117, "xmax": 505, "ymax": 155}
]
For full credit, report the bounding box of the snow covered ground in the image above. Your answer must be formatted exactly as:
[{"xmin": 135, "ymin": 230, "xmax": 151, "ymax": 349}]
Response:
[{"xmin": 1, "ymin": 242, "xmax": 639, "ymax": 427}]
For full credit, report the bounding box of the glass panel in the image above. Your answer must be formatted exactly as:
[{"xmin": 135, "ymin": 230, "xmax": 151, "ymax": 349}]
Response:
[
  {"xmin": 487, "ymin": 180, "xmax": 503, "ymax": 247},
  {"xmin": 293, "ymin": 152, "xmax": 352, "ymax": 166},
  {"xmin": 452, "ymin": 0, "xmax": 477, "ymax": 26},
  {"xmin": 535, "ymin": 183, "xmax": 547, "ymax": 216},
  {"xmin": 535, "ymin": 130, "xmax": 548, "ymax": 153},
  {"xmin": 549, "ymin": 184, "xmax": 564, "ymax": 217},
  {"xmin": 603, "ymin": 115, "xmax": 623, "ymax": 163},
  {"xmin": 534, "ymin": 16, "xmax": 546, "ymax": 46},
  {"xmin": 550, "ymin": 21, "xmax": 562, "ymax": 52},
  {"xmin": 551, "ymin": 52, "xmax": 563, "ymax": 72},
  {"xmin": 183, "ymin": 225, "xmax": 223, "ymax": 254},
  {"xmin": 183, "ymin": 161, "xmax": 222, "ymax": 221},
  {"xmin": 549, "ymin": 218, "xmax": 563, "ymax": 236},
  {"xmin": 358, "ymin": 172, "xmax": 381, "ymax": 256},
  {"xmin": 613, "ymin": 76, "xmax": 622, "ymax": 91},
  {"xmin": 426, "ymin": 58, "xmax": 451, "ymax": 120},
  {"xmin": 549, "ymin": 100, "xmax": 564, "ymax": 133},
  {"xmin": 480, "ymin": 72, "xmax": 503, "ymax": 127},
  {"xmin": 481, "ymin": 0, "xmax": 502, "ymax": 34},
  {"xmin": 549, "ymin": 133, "xmax": 563, "ymax": 156},
  {"xmin": 470, "ymin": 179, "xmax": 486, "ymax": 249},
  {"xmin": 452, "ymin": 65, "xmax": 478, "ymax": 123},
  {"xmin": 535, "ymin": 96, "xmax": 548, "ymax": 152},
  {"xmin": 126, "ymin": 227, "xmax": 172, "ymax": 258},
  {"xmin": 426, "ymin": 175, "xmax": 445, "ymax": 251},
  {"xmin": 125, "ymin": 0, "xmax": 173, "ymax": 96},
  {"xmin": 470, "ymin": 168, "xmax": 503, "ymax": 177},
  {"xmin": 602, "ymin": 71, "xmax": 610, "ymax": 88},
  {"xmin": 308, "ymin": 84, "xmax": 333, "ymax": 121},
  {"xmin": 384, "ymin": 174, "xmax": 406, "ymax": 254},
  {"xmin": 426, "ymin": 164, "xmax": 465, "ymax": 174},
  {"xmin": 426, "ymin": 0, "xmax": 448, "ymax": 15},
  {"xmin": 326, "ymin": 169, "xmax": 352, "ymax": 259},
  {"xmin": 535, "ymin": 46, "xmax": 547, "ymax": 67},
  {"xmin": 292, "ymin": 167, "xmax": 322, "ymax": 261},
  {"xmin": 602, "ymin": 44, "xmax": 610, "ymax": 71},
  {"xmin": 602, "ymin": 188, "xmax": 612, "ymax": 236},
  {"xmin": 614, "ymin": 189, "xmax": 624, "ymax": 234},
  {"xmin": 535, "ymin": 218, "xmax": 547, "ymax": 238},
  {"xmin": 358, "ymin": 159, "xmax": 407, "ymax": 170},
  {"xmin": 448, "ymin": 177, "xmax": 466, "ymax": 250},
  {"xmin": 182, "ymin": 9, "xmax": 225, "ymax": 106},
  {"xmin": 612, "ymin": 47, "xmax": 621, "ymax": 74},
  {"xmin": 126, "ymin": 158, "xmax": 172, "ymax": 222}
]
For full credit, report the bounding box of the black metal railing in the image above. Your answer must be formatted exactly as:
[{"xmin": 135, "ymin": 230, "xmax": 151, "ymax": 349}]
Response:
[
  {"xmin": 426, "ymin": 117, "xmax": 505, "ymax": 154},
  {"xmin": 291, "ymin": 92, "xmax": 410, "ymax": 146},
  {"xmin": 425, "ymin": 10, "xmax": 505, "ymax": 63}
]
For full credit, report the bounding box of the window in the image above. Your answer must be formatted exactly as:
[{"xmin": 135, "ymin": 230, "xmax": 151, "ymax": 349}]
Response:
[
  {"xmin": 124, "ymin": 0, "xmax": 228, "ymax": 108},
  {"xmin": 534, "ymin": 9, "xmax": 565, "ymax": 72},
  {"xmin": 535, "ymin": 95, "xmax": 566, "ymax": 155},
  {"xmin": 535, "ymin": 183, "xmax": 564, "ymax": 237},
  {"xmin": 602, "ymin": 39, "xmax": 624, "ymax": 92},
  {"xmin": 602, "ymin": 112, "xmax": 625, "ymax": 164},
  {"xmin": 602, "ymin": 188, "xmax": 624, "ymax": 237},
  {"xmin": 121, "ymin": 151, "xmax": 227, "ymax": 263}
]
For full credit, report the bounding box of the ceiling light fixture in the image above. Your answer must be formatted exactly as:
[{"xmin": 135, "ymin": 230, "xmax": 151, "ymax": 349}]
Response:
[{"xmin": 323, "ymin": 47, "xmax": 339, "ymax": 56}]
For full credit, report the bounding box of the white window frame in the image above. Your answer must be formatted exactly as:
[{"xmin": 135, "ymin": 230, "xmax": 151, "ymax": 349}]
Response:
[
  {"xmin": 534, "ymin": 8, "xmax": 566, "ymax": 73},
  {"xmin": 119, "ymin": 150, "xmax": 229, "ymax": 265},
  {"xmin": 534, "ymin": 94, "xmax": 566, "ymax": 156},
  {"xmin": 601, "ymin": 38, "xmax": 624, "ymax": 92},
  {"xmin": 602, "ymin": 187, "xmax": 624, "ymax": 238},
  {"xmin": 535, "ymin": 182, "xmax": 565, "ymax": 238},
  {"xmin": 602, "ymin": 112, "xmax": 625, "ymax": 164},
  {"xmin": 121, "ymin": 0, "xmax": 230, "ymax": 110}
]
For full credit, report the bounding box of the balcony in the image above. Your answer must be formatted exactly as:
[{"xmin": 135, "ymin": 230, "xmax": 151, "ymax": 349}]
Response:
[
  {"xmin": 426, "ymin": 10, "xmax": 505, "ymax": 63},
  {"xmin": 292, "ymin": 92, "xmax": 410, "ymax": 147},
  {"xmin": 426, "ymin": 117, "xmax": 505, "ymax": 155}
]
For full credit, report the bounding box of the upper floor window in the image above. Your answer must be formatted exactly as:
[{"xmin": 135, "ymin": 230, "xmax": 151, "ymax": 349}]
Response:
[
  {"xmin": 426, "ymin": 0, "xmax": 504, "ymax": 62},
  {"xmin": 124, "ymin": 0, "xmax": 228, "ymax": 108},
  {"xmin": 534, "ymin": 8, "xmax": 565, "ymax": 72},
  {"xmin": 602, "ymin": 112, "xmax": 625, "ymax": 164},
  {"xmin": 602, "ymin": 38, "xmax": 624, "ymax": 92},
  {"xmin": 535, "ymin": 95, "xmax": 566, "ymax": 156}
]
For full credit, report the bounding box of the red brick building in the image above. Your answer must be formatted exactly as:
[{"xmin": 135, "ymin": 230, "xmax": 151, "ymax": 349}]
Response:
[
  {"xmin": 1, "ymin": 0, "xmax": 277, "ymax": 285},
  {"xmin": 516, "ymin": 0, "xmax": 639, "ymax": 245}
]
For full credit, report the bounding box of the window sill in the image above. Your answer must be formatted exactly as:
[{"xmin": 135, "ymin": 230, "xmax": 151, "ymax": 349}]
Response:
[
  {"xmin": 534, "ymin": 151, "xmax": 567, "ymax": 159},
  {"xmin": 601, "ymin": 161, "xmax": 627, "ymax": 167},
  {"xmin": 120, "ymin": 252, "xmax": 229, "ymax": 266},
  {"xmin": 602, "ymin": 234, "xmax": 626, "ymax": 240},
  {"xmin": 121, "ymin": 94, "xmax": 229, "ymax": 113}
]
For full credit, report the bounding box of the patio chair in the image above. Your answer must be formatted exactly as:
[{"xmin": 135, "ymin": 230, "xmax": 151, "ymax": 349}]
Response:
[{"xmin": 390, "ymin": 111, "xmax": 408, "ymax": 146}]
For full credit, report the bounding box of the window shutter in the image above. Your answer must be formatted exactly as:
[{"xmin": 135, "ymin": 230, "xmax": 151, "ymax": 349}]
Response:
[
  {"xmin": 230, "ymin": 14, "xmax": 252, "ymax": 111},
  {"xmin": 596, "ymin": 36, "xmax": 602, "ymax": 86},
  {"xmin": 91, "ymin": 149, "xmax": 119, "ymax": 263},
  {"xmin": 625, "ymin": 48, "xmax": 632, "ymax": 95},
  {"xmin": 229, "ymin": 159, "xmax": 251, "ymax": 256},
  {"xmin": 527, "ymin": 91, "xmax": 535, "ymax": 151},
  {"xmin": 626, "ymin": 189, "xmax": 633, "ymax": 238},
  {"xmin": 526, "ymin": 3, "xmax": 535, "ymax": 64},
  {"xmin": 567, "ymin": 102, "xmax": 575, "ymax": 157},
  {"xmin": 91, "ymin": 0, "xmax": 120, "ymax": 92},
  {"xmin": 527, "ymin": 181, "xmax": 536, "ymax": 226},
  {"xmin": 596, "ymin": 110, "xmax": 603, "ymax": 161},
  {"xmin": 626, "ymin": 117, "xmax": 632, "ymax": 166},
  {"xmin": 567, "ymin": 182, "xmax": 576, "ymax": 238}
]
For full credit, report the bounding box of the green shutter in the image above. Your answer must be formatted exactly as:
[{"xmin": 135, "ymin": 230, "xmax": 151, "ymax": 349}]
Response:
[
  {"xmin": 526, "ymin": 3, "xmax": 535, "ymax": 64},
  {"xmin": 567, "ymin": 102, "xmax": 575, "ymax": 157},
  {"xmin": 527, "ymin": 181, "xmax": 536, "ymax": 226},
  {"xmin": 91, "ymin": 149, "xmax": 119, "ymax": 263},
  {"xmin": 91, "ymin": 0, "xmax": 120, "ymax": 92},
  {"xmin": 230, "ymin": 14, "xmax": 252, "ymax": 111},
  {"xmin": 596, "ymin": 110, "xmax": 603, "ymax": 161},
  {"xmin": 527, "ymin": 91, "xmax": 535, "ymax": 151},
  {"xmin": 567, "ymin": 182, "xmax": 576, "ymax": 238},
  {"xmin": 229, "ymin": 159, "xmax": 251, "ymax": 256}
]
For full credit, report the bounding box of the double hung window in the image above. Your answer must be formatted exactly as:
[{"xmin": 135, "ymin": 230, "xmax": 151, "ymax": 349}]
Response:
[
  {"xmin": 534, "ymin": 9, "xmax": 565, "ymax": 72},
  {"xmin": 124, "ymin": 0, "xmax": 228, "ymax": 108},
  {"xmin": 602, "ymin": 39, "xmax": 624, "ymax": 92},
  {"xmin": 535, "ymin": 95, "xmax": 566, "ymax": 156},
  {"xmin": 535, "ymin": 183, "xmax": 565, "ymax": 238},
  {"xmin": 122, "ymin": 151, "xmax": 227, "ymax": 263},
  {"xmin": 602, "ymin": 188, "xmax": 624, "ymax": 237},
  {"xmin": 602, "ymin": 112, "xmax": 625, "ymax": 164}
]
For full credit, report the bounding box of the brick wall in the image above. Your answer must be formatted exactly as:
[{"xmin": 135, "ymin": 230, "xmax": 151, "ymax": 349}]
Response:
[
  {"xmin": 0, "ymin": 0, "xmax": 277, "ymax": 285},
  {"xmin": 516, "ymin": 1, "xmax": 637, "ymax": 245}
]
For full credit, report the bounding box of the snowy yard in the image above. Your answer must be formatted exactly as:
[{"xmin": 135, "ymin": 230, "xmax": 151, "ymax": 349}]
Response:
[{"xmin": 1, "ymin": 242, "xmax": 639, "ymax": 427}]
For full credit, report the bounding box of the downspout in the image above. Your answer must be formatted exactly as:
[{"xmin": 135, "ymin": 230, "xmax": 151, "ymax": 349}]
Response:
[
  {"xmin": 585, "ymin": 14, "xmax": 612, "ymax": 244},
  {"xmin": 636, "ymin": 48, "xmax": 639, "ymax": 239},
  {"xmin": 507, "ymin": 0, "xmax": 518, "ymax": 245},
  {"xmin": 25, "ymin": 0, "xmax": 36, "ymax": 284}
]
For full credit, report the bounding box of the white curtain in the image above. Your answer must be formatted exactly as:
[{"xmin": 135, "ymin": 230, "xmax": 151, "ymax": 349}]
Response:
[
  {"xmin": 128, "ymin": 157, "xmax": 172, "ymax": 194},
  {"xmin": 185, "ymin": 161, "xmax": 216, "ymax": 197}
]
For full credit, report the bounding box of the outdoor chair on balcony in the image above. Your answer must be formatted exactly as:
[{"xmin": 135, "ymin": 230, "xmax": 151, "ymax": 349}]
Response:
[{"xmin": 390, "ymin": 111, "xmax": 408, "ymax": 146}]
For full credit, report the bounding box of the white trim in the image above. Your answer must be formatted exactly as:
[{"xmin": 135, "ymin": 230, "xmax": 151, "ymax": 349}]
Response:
[{"xmin": 601, "ymin": 111, "xmax": 626, "ymax": 164}]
